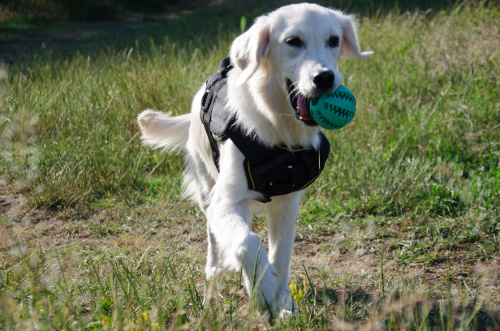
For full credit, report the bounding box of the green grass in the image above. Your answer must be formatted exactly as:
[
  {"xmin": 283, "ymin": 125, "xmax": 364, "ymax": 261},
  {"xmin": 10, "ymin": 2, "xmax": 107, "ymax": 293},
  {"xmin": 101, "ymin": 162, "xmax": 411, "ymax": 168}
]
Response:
[{"xmin": 1, "ymin": 0, "xmax": 499, "ymax": 329}]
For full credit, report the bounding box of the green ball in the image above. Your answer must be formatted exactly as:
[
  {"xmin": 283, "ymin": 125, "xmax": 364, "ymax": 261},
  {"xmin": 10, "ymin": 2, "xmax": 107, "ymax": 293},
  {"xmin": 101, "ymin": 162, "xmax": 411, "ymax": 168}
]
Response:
[{"xmin": 310, "ymin": 85, "xmax": 356, "ymax": 130}]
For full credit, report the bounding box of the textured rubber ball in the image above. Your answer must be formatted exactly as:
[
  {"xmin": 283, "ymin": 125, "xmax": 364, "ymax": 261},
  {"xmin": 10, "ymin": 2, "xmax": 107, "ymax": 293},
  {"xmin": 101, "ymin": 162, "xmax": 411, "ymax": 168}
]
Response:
[{"xmin": 309, "ymin": 85, "xmax": 356, "ymax": 130}]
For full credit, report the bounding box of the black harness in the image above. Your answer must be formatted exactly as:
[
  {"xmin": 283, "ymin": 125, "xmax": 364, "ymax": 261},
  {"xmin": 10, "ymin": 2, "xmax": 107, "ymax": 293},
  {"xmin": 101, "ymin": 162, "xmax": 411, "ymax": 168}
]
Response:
[{"xmin": 200, "ymin": 58, "xmax": 330, "ymax": 202}]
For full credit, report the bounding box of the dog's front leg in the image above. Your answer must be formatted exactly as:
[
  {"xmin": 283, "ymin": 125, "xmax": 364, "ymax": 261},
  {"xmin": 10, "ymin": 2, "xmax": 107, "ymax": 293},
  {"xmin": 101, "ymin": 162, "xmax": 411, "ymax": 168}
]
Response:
[
  {"xmin": 207, "ymin": 199, "xmax": 282, "ymax": 315},
  {"xmin": 266, "ymin": 191, "xmax": 304, "ymax": 313},
  {"xmin": 205, "ymin": 142, "xmax": 282, "ymax": 317}
]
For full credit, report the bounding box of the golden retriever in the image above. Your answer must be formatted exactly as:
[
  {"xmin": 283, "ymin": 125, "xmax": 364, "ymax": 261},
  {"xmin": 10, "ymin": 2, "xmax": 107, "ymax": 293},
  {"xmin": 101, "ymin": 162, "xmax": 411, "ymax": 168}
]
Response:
[{"xmin": 138, "ymin": 3, "xmax": 372, "ymax": 319}]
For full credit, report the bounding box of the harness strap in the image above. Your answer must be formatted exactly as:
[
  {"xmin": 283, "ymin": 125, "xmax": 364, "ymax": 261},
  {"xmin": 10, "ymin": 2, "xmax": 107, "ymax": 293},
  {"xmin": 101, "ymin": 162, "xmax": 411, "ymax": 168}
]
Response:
[
  {"xmin": 252, "ymin": 152, "xmax": 291, "ymax": 175},
  {"xmin": 200, "ymin": 58, "xmax": 232, "ymax": 171},
  {"xmin": 201, "ymin": 100, "xmax": 221, "ymax": 171}
]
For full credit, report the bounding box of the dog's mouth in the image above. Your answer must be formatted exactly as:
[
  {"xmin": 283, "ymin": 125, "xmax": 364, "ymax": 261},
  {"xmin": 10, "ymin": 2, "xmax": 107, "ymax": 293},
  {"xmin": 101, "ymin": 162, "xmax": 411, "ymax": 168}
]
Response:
[{"xmin": 286, "ymin": 80, "xmax": 318, "ymax": 127}]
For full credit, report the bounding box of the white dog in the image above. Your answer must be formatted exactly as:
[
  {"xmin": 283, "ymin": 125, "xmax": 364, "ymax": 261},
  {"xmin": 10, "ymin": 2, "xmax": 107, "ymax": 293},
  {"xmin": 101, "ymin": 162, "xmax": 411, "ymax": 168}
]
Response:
[{"xmin": 138, "ymin": 3, "xmax": 372, "ymax": 319}]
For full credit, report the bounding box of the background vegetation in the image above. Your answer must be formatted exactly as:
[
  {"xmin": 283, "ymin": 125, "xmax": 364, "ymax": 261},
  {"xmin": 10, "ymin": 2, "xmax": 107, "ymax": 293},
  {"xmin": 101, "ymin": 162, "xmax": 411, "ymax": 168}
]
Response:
[
  {"xmin": 0, "ymin": 0, "xmax": 187, "ymax": 22},
  {"xmin": 1, "ymin": 0, "xmax": 499, "ymax": 329},
  {"xmin": 0, "ymin": 0, "xmax": 492, "ymax": 22}
]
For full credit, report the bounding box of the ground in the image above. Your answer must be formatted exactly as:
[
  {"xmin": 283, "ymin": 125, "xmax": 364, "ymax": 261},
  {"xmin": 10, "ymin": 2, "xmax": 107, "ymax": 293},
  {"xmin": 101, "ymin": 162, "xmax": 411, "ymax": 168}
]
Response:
[{"xmin": 2, "ymin": 178, "xmax": 499, "ymax": 328}]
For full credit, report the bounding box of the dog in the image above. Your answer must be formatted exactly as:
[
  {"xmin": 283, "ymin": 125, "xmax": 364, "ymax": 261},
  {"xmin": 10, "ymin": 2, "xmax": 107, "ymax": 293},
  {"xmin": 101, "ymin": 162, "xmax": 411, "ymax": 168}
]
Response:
[{"xmin": 138, "ymin": 3, "xmax": 372, "ymax": 319}]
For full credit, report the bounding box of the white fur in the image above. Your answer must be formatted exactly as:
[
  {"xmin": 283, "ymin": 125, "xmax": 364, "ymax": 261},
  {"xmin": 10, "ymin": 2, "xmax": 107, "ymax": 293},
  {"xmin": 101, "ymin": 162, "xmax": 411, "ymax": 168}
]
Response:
[{"xmin": 137, "ymin": 3, "xmax": 371, "ymax": 320}]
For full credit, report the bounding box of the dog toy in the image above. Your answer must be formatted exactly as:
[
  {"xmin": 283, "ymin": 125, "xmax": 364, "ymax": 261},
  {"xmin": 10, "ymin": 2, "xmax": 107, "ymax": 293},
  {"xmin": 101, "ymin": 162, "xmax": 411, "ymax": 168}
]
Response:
[{"xmin": 309, "ymin": 85, "xmax": 356, "ymax": 130}]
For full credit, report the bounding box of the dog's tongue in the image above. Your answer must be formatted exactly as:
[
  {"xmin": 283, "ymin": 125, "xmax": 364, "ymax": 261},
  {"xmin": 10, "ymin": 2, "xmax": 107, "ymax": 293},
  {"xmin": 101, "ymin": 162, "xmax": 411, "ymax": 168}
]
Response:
[{"xmin": 297, "ymin": 94, "xmax": 312, "ymax": 119}]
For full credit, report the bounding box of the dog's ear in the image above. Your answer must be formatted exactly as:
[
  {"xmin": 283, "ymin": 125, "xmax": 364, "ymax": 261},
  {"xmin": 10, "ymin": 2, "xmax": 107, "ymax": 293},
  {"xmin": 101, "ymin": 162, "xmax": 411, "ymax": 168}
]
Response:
[
  {"xmin": 340, "ymin": 14, "xmax": 373, "ymax": 59},
  {"xmin": 230, "ymin": 15, "xmax": 271, "ymax": 86}
]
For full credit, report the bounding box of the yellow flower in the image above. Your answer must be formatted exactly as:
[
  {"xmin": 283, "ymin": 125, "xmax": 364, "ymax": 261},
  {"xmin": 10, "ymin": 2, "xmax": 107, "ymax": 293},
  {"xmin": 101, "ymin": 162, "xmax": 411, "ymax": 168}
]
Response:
[
  {"xmin": 289, "ymin": 280, "xmax": 305, "ymax": 301},
  {"xmin": 100, "ymin": 316, "xmax": 110, "ymax": 330},
  {"xmin": 141, "ymin": 310, "xmax": 150, "ymax": 321}
]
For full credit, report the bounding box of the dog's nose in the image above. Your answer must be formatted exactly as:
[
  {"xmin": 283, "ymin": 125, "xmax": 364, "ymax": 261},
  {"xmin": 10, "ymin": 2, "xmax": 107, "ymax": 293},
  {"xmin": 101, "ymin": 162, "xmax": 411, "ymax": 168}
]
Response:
[{"xmin": 313, "ymin": 71, "xmax": 335, "ymax": 90}]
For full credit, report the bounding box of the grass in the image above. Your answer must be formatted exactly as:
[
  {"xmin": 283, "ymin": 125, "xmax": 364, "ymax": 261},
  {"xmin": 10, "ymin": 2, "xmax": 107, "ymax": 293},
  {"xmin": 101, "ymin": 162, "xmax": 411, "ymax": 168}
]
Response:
[{"xmin": 1, "ymin": 0, "xmax": 499, "ymax": 329}]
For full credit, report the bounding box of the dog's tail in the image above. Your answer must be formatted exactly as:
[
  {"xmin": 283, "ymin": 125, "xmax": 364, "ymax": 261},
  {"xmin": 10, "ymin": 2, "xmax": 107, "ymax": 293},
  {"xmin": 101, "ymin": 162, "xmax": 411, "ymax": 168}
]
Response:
[{"xmin": 137, "ymin": 110, "xmax": 190, "ymax": 152}]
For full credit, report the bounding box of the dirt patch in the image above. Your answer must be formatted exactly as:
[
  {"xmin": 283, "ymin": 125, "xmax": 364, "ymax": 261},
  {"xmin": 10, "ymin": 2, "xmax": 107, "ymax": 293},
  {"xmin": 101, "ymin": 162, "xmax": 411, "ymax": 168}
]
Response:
[{"xmin": 0, "ymin": 178, "xmax": 28, "ymax": 219}]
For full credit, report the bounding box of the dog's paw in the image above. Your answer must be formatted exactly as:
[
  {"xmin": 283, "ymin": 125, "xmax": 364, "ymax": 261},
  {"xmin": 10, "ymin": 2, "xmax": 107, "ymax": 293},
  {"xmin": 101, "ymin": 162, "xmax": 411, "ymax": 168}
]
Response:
[
  {"xmin": 205, "ymin": 266, "xmax": 228, "ymax": 279},
  {"xmin": 275, "ymin": 291, "xmax": 296, "ymax": 320},
  {"xmin": 258, "ymin": 282, "xmax": 296, "ymax": 321},
  {"xmin": 279, "ymin": 308, "xmax": 298, "ymax": 320}
]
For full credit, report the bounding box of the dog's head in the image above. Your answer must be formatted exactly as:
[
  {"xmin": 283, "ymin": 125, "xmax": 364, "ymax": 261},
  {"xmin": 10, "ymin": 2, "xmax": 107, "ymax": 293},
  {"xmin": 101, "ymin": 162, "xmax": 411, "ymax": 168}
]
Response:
[{"xmin": 230, "ymin": 3, "xmax": 372, "ymax": 126}]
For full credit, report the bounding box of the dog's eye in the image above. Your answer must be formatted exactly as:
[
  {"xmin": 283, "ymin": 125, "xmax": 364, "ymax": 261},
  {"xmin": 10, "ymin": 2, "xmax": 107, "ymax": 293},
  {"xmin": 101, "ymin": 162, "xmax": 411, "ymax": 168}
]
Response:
[
  {"xmin": 328, "ymin": 36, "xmax": 340, "ymax": 47},
  {"xmin": 285, "ymin": 37, "xmax": 303, "ymax": 47}
]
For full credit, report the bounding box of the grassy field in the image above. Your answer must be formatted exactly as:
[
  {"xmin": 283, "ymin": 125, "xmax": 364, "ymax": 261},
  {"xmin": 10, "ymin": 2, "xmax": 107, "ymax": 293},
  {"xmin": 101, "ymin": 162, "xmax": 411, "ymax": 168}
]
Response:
[{"xmin": 1, "ymin": 0, "xmax": 499, "ymax": 329}]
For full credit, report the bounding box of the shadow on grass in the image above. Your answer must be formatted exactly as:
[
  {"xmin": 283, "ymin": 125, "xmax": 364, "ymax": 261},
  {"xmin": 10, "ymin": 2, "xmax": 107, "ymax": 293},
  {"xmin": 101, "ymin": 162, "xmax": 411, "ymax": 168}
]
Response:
[
  {"xmin": 0, "ymin": 0, "xmax": 221, "ymax": 63},
  {"xmin": 0, "ymin": 0, "xmax": 487, "ymax": 63},
  {"xmin": 311, "ymin": 287, "xmax": 500, "ymax": 330}
]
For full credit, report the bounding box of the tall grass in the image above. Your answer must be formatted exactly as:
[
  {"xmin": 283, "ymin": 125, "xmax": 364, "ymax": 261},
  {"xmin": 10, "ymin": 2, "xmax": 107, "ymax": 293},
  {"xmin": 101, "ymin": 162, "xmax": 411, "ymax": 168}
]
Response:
[
  {"xmin": 2, "ymin": 36, "xmax": 231, "ymax": 207},
  {"xmin": 1, "ymin": 0, "xmax": 499, "ymax": 329}
]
